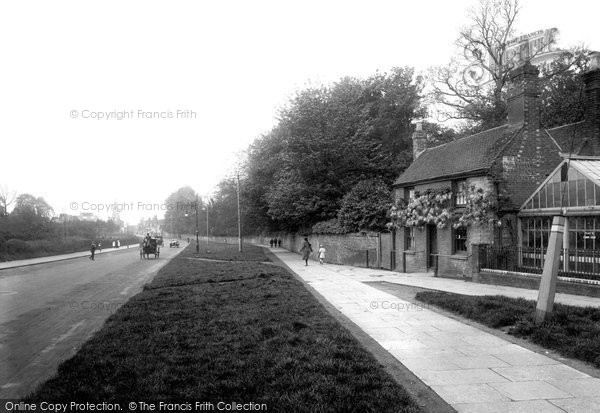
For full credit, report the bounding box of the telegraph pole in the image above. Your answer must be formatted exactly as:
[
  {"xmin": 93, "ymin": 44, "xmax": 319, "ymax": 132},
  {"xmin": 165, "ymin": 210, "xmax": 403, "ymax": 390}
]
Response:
[
  {"xmin": 236, "ymin": 172, "xmax": 242, "ymax": 252},
  {"xmin": 195, "ymin": 193, "xmax": 200, "ymax": 253},
  {"xmin": 205, "ymin": 195, "xmax": 209, "ymax": 247}
]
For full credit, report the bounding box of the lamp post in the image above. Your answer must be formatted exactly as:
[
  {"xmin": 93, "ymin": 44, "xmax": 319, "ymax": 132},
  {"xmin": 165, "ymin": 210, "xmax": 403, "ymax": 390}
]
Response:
[
  {"xmin": 204, "ymin": 196, "xmax": 209, "ymax": 246},
  {"xmin": 195, "ymin": 194, "xmax": 200, "ymax": 253},
  {"xmin": 236, "ymin": 172, "xmax": 242, "ymax": 252},
  {"xmin": 185, "ymin": 195, "xmax": 200, "ymax": 253}
]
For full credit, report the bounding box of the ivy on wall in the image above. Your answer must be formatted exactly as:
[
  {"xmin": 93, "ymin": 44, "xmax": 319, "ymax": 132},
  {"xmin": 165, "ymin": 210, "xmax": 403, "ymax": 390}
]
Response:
[{"xmin": 389, "ymin": 185, "xmax": 498, "ymax": 229}]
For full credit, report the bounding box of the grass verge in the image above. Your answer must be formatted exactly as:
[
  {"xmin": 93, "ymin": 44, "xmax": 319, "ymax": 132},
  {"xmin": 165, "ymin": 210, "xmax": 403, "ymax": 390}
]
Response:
[
  {"xmin": 28, "ymin": 243, "xmax": 422, "ymax": 412},
  {"xmin": 415, "ymin": 291, "xmax": 600, "ymax": 368}
]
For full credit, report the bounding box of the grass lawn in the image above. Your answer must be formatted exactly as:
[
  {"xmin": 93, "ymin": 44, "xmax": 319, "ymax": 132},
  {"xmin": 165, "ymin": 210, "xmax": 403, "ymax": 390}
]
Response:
[
  {"xmin": 28, "ymin": 242, "xmax": 423, "ymax": 412},
  {"xmin": 415, "ymin": 291, "xmax": 600, "ymax": 368},
  {"xmin": 188, "ymin": 241, "xmax": 269, "ymax": 262}
]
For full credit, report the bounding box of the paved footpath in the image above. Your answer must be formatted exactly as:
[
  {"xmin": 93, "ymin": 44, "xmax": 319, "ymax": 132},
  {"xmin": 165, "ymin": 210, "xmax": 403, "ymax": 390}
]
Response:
[
  {"xmin": 0, "ymin": 244, "xmax": 137, "ymax": 271},
  {"xmin": 269, "ymin": 247, "xmax": 600, "ymax": 413}
]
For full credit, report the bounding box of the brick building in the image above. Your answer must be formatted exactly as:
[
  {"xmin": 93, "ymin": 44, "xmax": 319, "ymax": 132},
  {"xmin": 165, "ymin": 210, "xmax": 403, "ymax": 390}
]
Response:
[{"xmin": 393, "ymin": 53, "xmax": 600, "ymax": 278}]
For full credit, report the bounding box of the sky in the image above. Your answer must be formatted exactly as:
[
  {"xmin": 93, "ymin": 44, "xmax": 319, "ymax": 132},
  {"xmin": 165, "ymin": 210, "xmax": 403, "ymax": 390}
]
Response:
[{"xmin": 1, "ymin": 0, "xmax": 599, "ymax": 225}]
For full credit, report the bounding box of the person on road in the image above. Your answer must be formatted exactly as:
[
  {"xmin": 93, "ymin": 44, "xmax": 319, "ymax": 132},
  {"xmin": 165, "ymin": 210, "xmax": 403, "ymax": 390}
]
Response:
[
  {"xmin": 278, "ymin": 238, "xmax": 282, "ymax": 248},
  {"xmin": 97, "ymin": 243, "xmax": 102, "ymax": 252},
  {"xmin": 318, "ymin": 244, "xmax": 326, "ymax": 265},
  {"xmin": 269, "ymin": 238, "xmax": 274, "ymax": 248},
  {"xmin": 300, "ymin": 238, "xmax": 312, "ymax": 266},
  {"xmin": 89, "ymin": 243, "xmax": 97, "ymax": 261}
]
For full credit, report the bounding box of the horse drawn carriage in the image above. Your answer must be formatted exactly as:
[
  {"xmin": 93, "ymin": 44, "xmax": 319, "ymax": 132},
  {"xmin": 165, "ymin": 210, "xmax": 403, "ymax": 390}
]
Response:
[{"xmin": 140, "ymin": 237, "xmax": 160, "ymax": 259}]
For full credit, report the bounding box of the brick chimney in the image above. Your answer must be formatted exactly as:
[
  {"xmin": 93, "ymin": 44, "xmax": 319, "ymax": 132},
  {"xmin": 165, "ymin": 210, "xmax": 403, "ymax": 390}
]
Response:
[
  {"xmin": 412, "ymin": 121, "xmax": 427, "ymax": 159},
  {"xmin": 507, "ymin": 61, "xmax": 540, "ymax": 131},
  {"xmin": 582, "ymin": 51, "xmax": 600, "ymax": 133}
]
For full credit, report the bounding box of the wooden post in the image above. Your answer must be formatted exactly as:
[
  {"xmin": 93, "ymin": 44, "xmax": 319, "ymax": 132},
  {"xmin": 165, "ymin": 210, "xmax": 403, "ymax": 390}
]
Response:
[{"xmin": 535, "ymin": 215, "xmax": 565, "ymax": 325}]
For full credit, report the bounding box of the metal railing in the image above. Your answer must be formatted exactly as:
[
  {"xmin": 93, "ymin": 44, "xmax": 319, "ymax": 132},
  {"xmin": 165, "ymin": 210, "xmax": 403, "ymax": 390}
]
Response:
[{"xmin": 479, "ymin": 245, "xmax": 600, "ymax": 281}]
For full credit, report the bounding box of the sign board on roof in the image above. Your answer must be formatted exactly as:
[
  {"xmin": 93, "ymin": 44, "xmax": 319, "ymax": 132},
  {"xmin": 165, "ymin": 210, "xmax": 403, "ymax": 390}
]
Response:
[{"xmin": 496, "ymin": 28, "xmax": 561, "ymax": 70}]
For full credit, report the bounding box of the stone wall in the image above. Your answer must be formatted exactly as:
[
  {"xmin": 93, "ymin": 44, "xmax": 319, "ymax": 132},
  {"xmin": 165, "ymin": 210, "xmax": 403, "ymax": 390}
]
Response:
[{"xmin": 205, "ymin": 233, "xmax": 380, "ymax": 268}]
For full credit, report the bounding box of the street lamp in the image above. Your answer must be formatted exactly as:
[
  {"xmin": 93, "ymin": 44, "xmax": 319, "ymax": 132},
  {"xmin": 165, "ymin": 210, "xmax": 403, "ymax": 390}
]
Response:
[
  {"xmin": 236, "ymin": 171, "xmax": 242, "ymax": 252},
  {"xmin": 185, "ymin": 194, "xmax": 200, "ymax": 253},
  {"xmin": 203, "ymin": 196, "xmax": 209, "ymax": 247},
  {"xmin": 195, "ymin": 194, "xmax": 199, "ymax": 253}
]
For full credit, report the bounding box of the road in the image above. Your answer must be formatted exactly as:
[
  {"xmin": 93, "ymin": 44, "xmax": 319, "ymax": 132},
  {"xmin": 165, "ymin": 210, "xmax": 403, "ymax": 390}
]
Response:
[{"xmin": 0, "ymin": 243, "xmax": 186, "ymax": 398}]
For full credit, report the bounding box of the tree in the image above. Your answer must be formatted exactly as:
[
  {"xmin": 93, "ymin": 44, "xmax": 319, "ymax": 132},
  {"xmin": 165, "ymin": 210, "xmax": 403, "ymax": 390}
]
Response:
[
  {"xmin": 337, "ymin": 178, "xmax": 393, "ymax": 232},
  {"xmin": 423, "ymin": 121, "xmax": 459, "ymax": 147},
  {"xmin": 539, "ymin": 48, "xmax": 591, "ymax": 128},
  {"xmin": 209, "ymin": 179, "xmax": 239, "ymax": 236},
  {"xmin": 9, "ymin": 194, "xmax": 54, "ymax": 239},
  {"xmin": 12, "ymin": 194, "xmax": 54, "ymax": 218},
  {"xmin": 429, "ymin": 0, "xmax": 522, "ymax": 131},
  {"xmin": 163, "ymin": 186, "xmax": 199, "ymax": 236},
  {"xmin": 244, "ymin": 68, "xmax": 424, "ymax": 232},
  {"xmin": 0, "ymin": 185, "xmax": 17, "ymax": 216}
]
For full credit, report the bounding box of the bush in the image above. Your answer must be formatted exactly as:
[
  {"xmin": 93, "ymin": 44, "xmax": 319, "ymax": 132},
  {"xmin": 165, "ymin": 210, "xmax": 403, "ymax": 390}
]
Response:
[
  {"xmin": 311, "ymin": 219, "xmax": 347, "ymax": 235},
  {"xmin": 0, "ymin": 235, "xmax": 7, "ymax": 259},
  {"xmin": 338, "ymin": 178, "xmax": 393, "ymax": 232},
  {"xmin": 6, "ymin": 238, "xmax": 34, "ymax": 255}
]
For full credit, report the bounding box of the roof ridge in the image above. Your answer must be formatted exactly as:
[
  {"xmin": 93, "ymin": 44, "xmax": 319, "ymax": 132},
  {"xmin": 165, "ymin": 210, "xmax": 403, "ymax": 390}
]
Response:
[
  {"xmin": 547, "ymin": 120, "xmax": 586, "ymax": 131},
  {"xmin": 425, "ymin": 123, "xmax": 509, "ymax": 151}
]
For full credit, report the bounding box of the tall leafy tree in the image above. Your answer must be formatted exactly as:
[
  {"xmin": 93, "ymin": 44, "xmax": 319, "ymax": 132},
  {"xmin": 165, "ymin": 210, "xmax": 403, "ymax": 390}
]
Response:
[
  {"xmin": 243, "ymin": 67, "xmax": 424, "ymax": 232},
  {"xmin": 8, "ymin": 194, "xmax": 54, "ymax": 239},
  {"xmin": 163, "ymin": 186, "xmax": 199, "ymax": 236},
  {"xmin": 540, "ymin": 48, "xmax": 591, "ymax": 128}
]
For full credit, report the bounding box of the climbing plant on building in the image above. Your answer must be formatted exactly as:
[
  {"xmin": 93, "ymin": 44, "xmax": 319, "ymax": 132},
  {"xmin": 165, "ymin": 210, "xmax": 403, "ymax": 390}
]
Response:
[
  {"xmin": 389, "ymin": 185, "xmax": 498, "ymax": 229},
  {"xmin": 453, "ymin": 185, "xmax": 498, "ymax": 228}
]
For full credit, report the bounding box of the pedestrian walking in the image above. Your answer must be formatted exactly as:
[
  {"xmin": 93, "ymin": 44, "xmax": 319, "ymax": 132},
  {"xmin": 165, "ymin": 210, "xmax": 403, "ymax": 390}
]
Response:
[
  {"xmin": 277, "ymin": 238, "xmax": 282, "ymax": 247},
  {"xmin": 318, "ymin": 244, "xmax": 326, "ymax": 265},
  {"xmin": 269, "ymin": 238, "xmax": 274, "ymax": 248},
  {"xmin": 300, "ymin": 237, "xmax": 312, "ymax": 266},
  {"xmin": 89, "ymin": 243, "xmax": 97, "ymax": 260},
  {"xmin": 98, "ymin": 243, "xmax": 102, "ymax": 252}
]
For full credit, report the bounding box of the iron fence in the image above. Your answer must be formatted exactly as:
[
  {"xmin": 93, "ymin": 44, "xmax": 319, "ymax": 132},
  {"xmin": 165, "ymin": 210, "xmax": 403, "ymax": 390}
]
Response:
[{"xmin": 479, "ymin": 245, "xmax": 600, "ymax": 281}]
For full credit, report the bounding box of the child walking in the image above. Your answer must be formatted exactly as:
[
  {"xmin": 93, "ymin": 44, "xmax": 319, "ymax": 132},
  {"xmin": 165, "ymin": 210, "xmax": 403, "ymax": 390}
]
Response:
[{"xmin": 318, "ymin": 244, "xmax": 326, "ymax": 265}]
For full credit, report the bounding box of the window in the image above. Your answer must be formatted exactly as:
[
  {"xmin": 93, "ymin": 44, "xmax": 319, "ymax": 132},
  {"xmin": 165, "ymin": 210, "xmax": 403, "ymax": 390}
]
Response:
[
  {"xmin": 454, "ymin": 227, "xmax": 468, "ymax": 253},
  {"xmin": 405, "ymin": 187, "xmax": 415, "ymax": 202},
  {"xmin": 522, "ymin": 164, "xmax": 600, "ymax": 210},
  {"xmin": 405, "ymin": 226, "xmax": 415, "ymax": 250},
  {"xmin": 454, "ymin": 180, "xmax": 468, "ymax": 206},
  {"xmin": 521, "ymin": 217, "xmax": 551, "ymax": 249},
  {"xmin": 568, "ymin": 217, "xmax": 600, "ymax": 250}
]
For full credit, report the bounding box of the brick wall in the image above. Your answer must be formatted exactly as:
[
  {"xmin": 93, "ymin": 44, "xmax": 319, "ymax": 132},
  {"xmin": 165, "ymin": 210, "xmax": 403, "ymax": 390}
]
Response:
[
  {"xmin": 497, "ymin": 129, "xmax": 562, "ymax": 210},
  {"xmin": 209, "ymin": 233, "xmax": 379, "ymax": 268},
  {"xmin": 582, "ymin": 67, "xmax": 600, "ymax": 152}
]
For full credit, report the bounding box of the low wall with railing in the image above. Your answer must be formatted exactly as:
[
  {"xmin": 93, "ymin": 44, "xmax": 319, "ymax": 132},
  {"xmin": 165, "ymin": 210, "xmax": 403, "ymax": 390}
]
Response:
[
  {"xmin": 473, "ymin": 244, "xmax": 600, "ymax": 297},
  {"xmin": 477, "ymin": 245, "xmax": 600, "ymax": 281}
]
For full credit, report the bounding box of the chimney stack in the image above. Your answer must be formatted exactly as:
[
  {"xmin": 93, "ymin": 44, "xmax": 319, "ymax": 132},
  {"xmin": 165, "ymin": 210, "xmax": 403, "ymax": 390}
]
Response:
[
  {"xmin": 507, "ymin": 61, "xmax": 540, "ymax": 131},
  {"xmin": 412, "ymin": 121, "xmax": 427, "ymax": 160},
  {"xmin": 582, "ymin": 51, "xmax": 600, "ymax": 133}
]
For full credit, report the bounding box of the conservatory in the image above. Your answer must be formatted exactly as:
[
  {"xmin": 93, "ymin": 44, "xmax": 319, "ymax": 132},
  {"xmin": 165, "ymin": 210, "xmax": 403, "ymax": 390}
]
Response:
[{"xmin": 518, "ymin": 156, "xmax": 600, "ymax": 277}]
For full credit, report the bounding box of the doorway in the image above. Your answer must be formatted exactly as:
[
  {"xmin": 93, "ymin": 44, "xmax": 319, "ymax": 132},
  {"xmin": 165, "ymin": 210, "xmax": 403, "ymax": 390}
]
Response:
[{"xmin": 427, "ymin": 225, "xmax": 438, "ymax": 269}]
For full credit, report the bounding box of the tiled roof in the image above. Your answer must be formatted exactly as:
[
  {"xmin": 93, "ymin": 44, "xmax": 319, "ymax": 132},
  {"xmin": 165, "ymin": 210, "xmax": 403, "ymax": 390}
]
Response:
[
  {"xmin": 546, "ymin": 121, "xmax": 587, "ymax": 153},
  {"xmin": 394, "ymin": 125, "xmax": 512, "ymax": 186}
]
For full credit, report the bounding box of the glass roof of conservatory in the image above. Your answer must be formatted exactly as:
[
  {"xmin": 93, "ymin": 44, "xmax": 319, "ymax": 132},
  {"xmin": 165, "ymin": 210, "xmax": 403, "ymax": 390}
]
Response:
[{"xmin": 521, "ymin": 160, "xmax": 600, "ymax": 211}]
